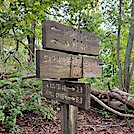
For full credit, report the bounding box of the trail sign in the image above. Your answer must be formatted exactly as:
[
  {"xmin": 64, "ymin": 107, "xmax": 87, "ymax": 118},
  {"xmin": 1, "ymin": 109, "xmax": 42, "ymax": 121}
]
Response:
[
  {"xmin": 42, "ymin": 20, "xmax": 100, "ymax": 56},
  {"xmin": 36, "ymin": 50, "xmax": 102, "ymax": 78},
  {"xmin": 42, "ymin": 79, "xmax": 91, "ymax": 110},
  {"xmin": 36, "ymin": 19, "xmax": 102, "ymax": 134}
]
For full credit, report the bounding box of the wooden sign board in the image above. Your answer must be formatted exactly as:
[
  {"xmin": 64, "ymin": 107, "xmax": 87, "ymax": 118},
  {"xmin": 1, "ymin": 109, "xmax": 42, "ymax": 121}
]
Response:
[
  {"xmin": 42, "ymin": 80, "xmax": 91, "ymax": 110},
  {"xmin": 42, "ymin": 20, "xmax": 100, "ymax": 56},
  {"xmin": 36, "ymin": 50, "xmax": 102, "ymax": 79}
]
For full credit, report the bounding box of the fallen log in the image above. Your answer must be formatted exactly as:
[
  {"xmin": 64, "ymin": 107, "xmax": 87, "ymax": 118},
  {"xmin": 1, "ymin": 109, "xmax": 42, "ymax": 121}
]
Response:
[
  {"xmin": 91, "ymin": 94, "xmax": 134, "ymax": 118},
  {"xmin": 110, "ymin": 87, "xmax": 134, "ymax": 109},
  {"xmin": 91, "ymin": 88, "xmax": 134, "ymax": 110}
]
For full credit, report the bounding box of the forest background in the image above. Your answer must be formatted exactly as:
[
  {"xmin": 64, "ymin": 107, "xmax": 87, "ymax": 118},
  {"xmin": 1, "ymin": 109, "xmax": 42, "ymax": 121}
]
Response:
[{"xmin": 0, "ymin": 0, "xmax": 134, "ymax": 133}]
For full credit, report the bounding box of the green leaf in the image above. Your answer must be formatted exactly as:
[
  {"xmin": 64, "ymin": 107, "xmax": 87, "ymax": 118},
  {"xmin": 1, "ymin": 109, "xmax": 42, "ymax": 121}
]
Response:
[
  {"xmin": 34, "ymin": 2, "xmax": 40, "ymax": 6},
  {"xmin": 0, "ymin": 110, "xmax": 5, "ymax": 121}
]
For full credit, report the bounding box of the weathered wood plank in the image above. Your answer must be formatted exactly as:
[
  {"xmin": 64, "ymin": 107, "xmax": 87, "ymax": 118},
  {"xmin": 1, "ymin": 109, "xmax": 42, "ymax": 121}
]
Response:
[
  {"xmin": 42, "ymin": 79, "xmax": 91, "ymax": 110},
  {"xmin": 61, "ymin": 103, "xmax": 69, "ymax": 134},
  {"xmin": 61, "ymin": 104, "xmax": 78, "ymax": 134},
  {"xmin": 71, "ymin": 56, "xmax": 82, "ymax": 78},
  {"xmin": 36, "ymin": 50, "xmax": 102, "ymax": 78},
  {"xmin": 36, "ymin": 50, "xmax": 71, "ymax": 78},
  {"xmin": 68, "ymin": 105, "xmax": 78, "ymax": 134},
  {"xmin": 83, "ymin": 57, "xmax": 102, "ymax": 78},
  {"xmin": 61, "ymin": 78, "xmax": 78, "ymax": 134},
  {"xmin": 42, "ymin": 20, "xmax": 100, "ymax": 56}
]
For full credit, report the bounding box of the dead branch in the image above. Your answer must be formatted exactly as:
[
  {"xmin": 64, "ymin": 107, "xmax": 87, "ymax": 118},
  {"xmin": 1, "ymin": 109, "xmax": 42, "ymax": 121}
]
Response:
[
  {"xmin": 91, "ymin": 88, "xmax": 108, "ymax": 98},
  {"xmin": 110, "ymin": 87, "xmax": 134, "ymax": 109},
  {"xmin": 0, "ymin": 74, "xmax": 36, "ymax": 89},
  {"xmin": 91, "ymin": 88, "xmax": 134, "ymax": 110},
  {"xmin": 91, "ymin": 94, "xmax": 134, "ymax": 118}
]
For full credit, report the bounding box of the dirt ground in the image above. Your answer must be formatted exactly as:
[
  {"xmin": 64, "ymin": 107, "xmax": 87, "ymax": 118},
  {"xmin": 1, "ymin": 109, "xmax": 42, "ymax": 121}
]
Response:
[{"xmin": 0, "ymin": 107, "xmax": 134, "ymax": 134}]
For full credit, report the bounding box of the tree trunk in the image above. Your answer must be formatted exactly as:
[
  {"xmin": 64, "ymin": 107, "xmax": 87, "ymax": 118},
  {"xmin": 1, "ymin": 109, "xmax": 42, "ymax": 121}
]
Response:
[
  {"xmin": 27, "ymin": 23, "xmax": 35, "ymax": 62},
  {"xmin": 124, "ymin": 0, "xmax": 134, "ymax": 92},
  {"xmin": 116, "ymin": 0, "xmax": 124, "ymax": 91}
]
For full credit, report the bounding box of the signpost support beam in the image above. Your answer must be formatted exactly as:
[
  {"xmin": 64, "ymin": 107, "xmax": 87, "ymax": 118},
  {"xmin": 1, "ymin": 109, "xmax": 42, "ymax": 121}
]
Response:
[
  {"xmin": 61, "ymin": 78, "xmax": 78, "ymax": 134},
  {"xmin": 69, "ymin": 105, "xmax": 78, "ymax": 134},
  {"xmin": 61, "ymin": 104, "xmax": 78, "ymax": 134}
]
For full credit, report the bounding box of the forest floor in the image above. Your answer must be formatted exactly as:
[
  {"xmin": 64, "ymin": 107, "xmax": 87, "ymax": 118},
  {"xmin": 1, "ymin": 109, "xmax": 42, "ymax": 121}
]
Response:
[{"xmin": 1, "ymin": 106, "xmax": 134, "ymax": 134}]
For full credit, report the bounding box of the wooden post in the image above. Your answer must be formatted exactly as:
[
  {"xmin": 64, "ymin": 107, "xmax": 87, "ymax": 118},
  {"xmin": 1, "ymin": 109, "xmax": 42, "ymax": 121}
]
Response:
[
  {"xmin": 61, "ymin": 78, "xmax": 78, "ymax": 134},
  {"xmin": 69, "ymin": 105, "xmax": 78, "ymax": 134},
  {"xmin": 61, "ymin": 104, "xmax": 78, "ymax": 134}
]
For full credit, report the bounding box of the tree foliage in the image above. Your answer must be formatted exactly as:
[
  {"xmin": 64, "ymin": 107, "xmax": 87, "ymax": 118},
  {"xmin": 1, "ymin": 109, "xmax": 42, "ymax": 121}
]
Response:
[{"xmin": 0, "ymin": 0, "xmax": 134, "ymax": 132}]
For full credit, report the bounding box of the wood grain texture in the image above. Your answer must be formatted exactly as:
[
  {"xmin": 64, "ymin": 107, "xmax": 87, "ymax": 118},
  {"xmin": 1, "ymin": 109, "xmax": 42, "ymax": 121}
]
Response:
[
  {"xmin": 42, "ymin": 79, "xmax": 91, "ymax": 110},
  {"xmin": 36, "ymin": 50, "xmax": 102, "ymax": 78},
  {"xmin": 71, "ymin": 55, "xmax": 82, "ymax": 78},
  {"xmin": 83, "ymin": 57, "xmax": 102, "ymax": 78},
  {"xmin": 68, "ymin": 105, "xmax": 78, "ymax": 134},
  {"xmin": 42, "ymin": 20, "xmax": 100, "ymax": 56},
  {"xmin": 61, "ymin": 104, "xmax": 78, "ymax": 134},
  {"xmin": 61, "ymin": 103, "xmax": 69, "ymax": 134},
  {"xmin": 36, "ymin": 50, "xmax": 71, "ymax": 78}
]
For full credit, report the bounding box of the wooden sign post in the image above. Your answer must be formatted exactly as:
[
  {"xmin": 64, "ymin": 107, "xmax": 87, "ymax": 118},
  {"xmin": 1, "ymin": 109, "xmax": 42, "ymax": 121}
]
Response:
[
  {"xmin": 42, "ymin": 79, "xmax": 91, "ymax": 110},
  {"xmin": 36, "ymin": 20, "xmax": 102, "ymax": 134}
]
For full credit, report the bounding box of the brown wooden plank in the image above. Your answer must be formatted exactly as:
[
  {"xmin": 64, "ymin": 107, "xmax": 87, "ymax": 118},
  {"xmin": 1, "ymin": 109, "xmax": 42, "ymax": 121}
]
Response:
[
  {"xmin": 83, "ymin": 57, "xmax": 102, "ymax": 78},
  {"xmin": 42, "ymin": 80, "xmax": 91, "ymax": 110},
  {"xmin": 42, "ymin": 20, "xmax": 100, "ymax": 56},
  {"xmin": 36, "ymin": 50, "xmax": 102, "ymax": 78},
  {"xmin": 61, "ymin": 103, "xmax": 69, "ymax": 134},
  {"xmin": 61, "ymin": 104, "xmax": 78, "ymax": 134},
  {"xmin": 68, "ymin": 105, "xmax": 78, "ymax": 134},
  {"xmin": 71, "ymin": 55, "xmax": 82, "ymax": 78},
  {"xmin": 36, "ymin": 50, "xmax": 71, "ymax": 78}
]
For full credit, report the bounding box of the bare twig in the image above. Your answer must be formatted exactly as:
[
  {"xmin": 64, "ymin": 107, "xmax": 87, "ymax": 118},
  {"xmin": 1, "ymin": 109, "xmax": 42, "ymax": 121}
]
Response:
[
  {"xmin": 20, "ymin": 41, "xmax": 35, "ymax": 58},
  {"xmin": 4, "ymin": 52, "xmax": 13, "ymax": 63},
  {"xmin": 0, "ymin": 30, "xmax": 9, "ymax": 37},
  {"xmin": 4, "ymin": 28, "xmax": 19, "ymax": 63},
  {"xmin": 82, "ymin": 123, "xmax": 127, "ymax": 127},
  {"xmin": 13, "ymin": 55, "xmax": 22, "ymax": 67},
  {"xmin": 12, "ymin": 28, "xmax": 19, "ymax": 52},
  {"xmin": 107, "ymin": 82, "xmax": 111, "ymax": 90}
]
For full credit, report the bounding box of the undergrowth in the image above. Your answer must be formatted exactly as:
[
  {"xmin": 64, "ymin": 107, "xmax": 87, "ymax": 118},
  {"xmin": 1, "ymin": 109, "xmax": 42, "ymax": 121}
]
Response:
[{"xmin": 0, "ymin": 78, "xmax": 57, "ymax": 133}]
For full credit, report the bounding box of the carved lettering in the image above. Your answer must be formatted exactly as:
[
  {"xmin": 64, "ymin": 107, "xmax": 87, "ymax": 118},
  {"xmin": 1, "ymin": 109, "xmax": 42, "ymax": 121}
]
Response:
[
  {"xmin": 41, "ymin": 55, "xmax": 70, "ymax": 64},
  {"xmin": 42, "ymin": 80, "xmax": 91, "ymax": 110},
  {"xmin": 65, "ymin": 29, "xmax": 78, "ymax": 38},
  {"xmin": 82, "ymin": 36, "xmax": 99, "ymax": 43},
  {"xmin": 75, "ymin": 97, "xmax": 83, "ymax": 104},
  {"xmin": 42, "ymin": 20, "xmax": 100, "ymax": 55}
]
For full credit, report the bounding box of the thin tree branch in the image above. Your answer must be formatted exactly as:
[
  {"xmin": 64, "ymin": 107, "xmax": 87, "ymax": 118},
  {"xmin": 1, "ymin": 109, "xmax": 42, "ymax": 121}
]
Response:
[
  {"xmin": 12, "ymin": 28, "xmax": 19, "ymax": 52},
  {"xmin": 4, "ymin": 52, "xmax": 13, "ymax": 63},
  {"xmin": 13, "ymin": 55, "xmax": 22, "ymax": 67},
  {"xmin": 0, "ymin": 30, "xmax": 9, "ymax": 37},
  {"xmin": 0, "ymin": 74, "xmax": 36, "ymax": 89},
  {"xmin": 20, "ymin": 41, "xmax": 35, "ymax": 58}
]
